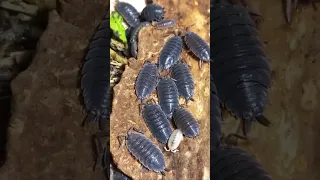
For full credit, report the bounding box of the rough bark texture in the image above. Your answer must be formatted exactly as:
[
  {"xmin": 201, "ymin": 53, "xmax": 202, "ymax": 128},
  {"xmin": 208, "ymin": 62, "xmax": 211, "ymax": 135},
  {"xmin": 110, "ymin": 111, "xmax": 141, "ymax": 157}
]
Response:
[{"xmin": 110, "ymin": 0, "xmax": 210, "ymax": 179}]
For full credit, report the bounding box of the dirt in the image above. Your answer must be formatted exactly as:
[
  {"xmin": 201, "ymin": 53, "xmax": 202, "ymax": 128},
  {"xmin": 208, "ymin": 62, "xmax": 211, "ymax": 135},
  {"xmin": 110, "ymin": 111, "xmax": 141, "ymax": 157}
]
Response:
[
  {"xmin": 110, "ymin": 0, "xmax": 210, "ymax": 179},
  {"xmin": 0, "ymin": 0, "xmax": 319, "ymax": 180},
  {"xmin": 0, "ymin": 0, "xmax": 107, "ymax": 179},
  {"xmin": 221, "ymin": 1, "xmax": 320, "ymax": 180}
]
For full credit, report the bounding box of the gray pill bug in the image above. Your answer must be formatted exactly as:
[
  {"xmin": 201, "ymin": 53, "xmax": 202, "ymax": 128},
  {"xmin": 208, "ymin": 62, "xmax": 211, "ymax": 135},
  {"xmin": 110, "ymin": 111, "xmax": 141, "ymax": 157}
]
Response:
[
  {"xmin": 115, "ymin": 2, "xmax": 140, "ymax": 28},
  {"xmin": 129, "ymin": 21, "xmax": 151, "ymax": 58},
  {"xmin": 211, "ymin": 1, "xmax": 271, "ymax": 138},
  {"xmin": 141, "ymin": 100, "xmax": 172, "ymax": 144},
  {"xmin": 211, "ymin": 145, "xmax": 272, "ymax": 180},
  {"xmin": 158, "ymin": 36, "xmax": 183, "ymax": 70},
  {"xmin": 171, "ymin": 61, "xmax": 195, "ymax": 104},
  {"xmin": 172, "ymin": 107, "xmax": 199, "ymax": 138},
  {"xmin": 118, "ymin": 127, "xmax": 170, "ymax": 175},
  {"xmin": 152, "ymin": 19, "xmax": 176, "ymax": 29},
  {"xmin": 135, "ymin": 61, "xmax": 159, "ymax": 102},
  {"xmin": 157, "ymin": 77, "xmax": 180, "ymax": 119},
  {"xmin": 164, "ymin": 129, "xmax": 183, "ymax": 153},
  {"xmin": 141, "ymin": 3, "xmax": 165, "ymax": 22},
  {"xmin": 184, "ymin": 31, "xmax": 210, "ymax": 69}
]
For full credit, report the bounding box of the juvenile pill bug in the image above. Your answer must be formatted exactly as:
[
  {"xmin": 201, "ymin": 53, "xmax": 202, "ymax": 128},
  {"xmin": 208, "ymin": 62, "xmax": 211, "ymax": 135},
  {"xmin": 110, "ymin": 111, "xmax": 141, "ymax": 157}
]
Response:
[
  {"xmin": 115, "ymin": 1, "xmax": 140, "ymax": 28},
  {"xmin": 172, "ymin": 106, "xmax": 199, "ymax": 138},
  {"xmin": 140, "ymin": 99, "xmax": 172, "ymax": 144},
  {"xmin": 158, "ymin": 36, "xmax": 183, "ymax": 71},
  {"xmin": 118, "ymin": 127, "xmax": 171, "ymax": 175},
  {"xmin": 135, "ymin": 61, "xmax": 159, "ymax": 102},
  {"xmin": 164, "ymin": 129, "xmax": 183, "ymax": 153},
  {"xmin": 129, "ymin": 21, "xmax": 151, "ymax": 58},
  {"xmin": 157, "ymin": 77, "xmax": 180, "ymax": 119},
  {"xmin": 171, "ymin": 61, "xmax": 195, "ymax": 104},
  {"xmin": 141, "ymin": 3, "xmax": 165, "ymax": 22},
  {"xmin": 184, "ymin": 31, "xmax": 210, "ymax": 69},
  {"xmin": 152, "ymin": 19, "xmax": 176, "ymax": 29},
  {"xmin": 81, "ymin": 14, "xmax": 110, "ymax": 131},
  {"xmin": 211, "ymin": 145, "xmax": 272, "ymax": 180}
]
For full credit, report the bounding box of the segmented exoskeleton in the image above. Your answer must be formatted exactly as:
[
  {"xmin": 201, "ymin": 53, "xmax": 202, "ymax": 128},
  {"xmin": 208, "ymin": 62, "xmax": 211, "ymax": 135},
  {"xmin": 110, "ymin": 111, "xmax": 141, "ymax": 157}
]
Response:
[
  {"xmin": 81, "ymin": 14, "xmax": 110, "ymax": 131},
  {"xmin": 118, "ymin": 128, "xmax": 170, "ymax": 175},
  {"xmin": 211, "ymin": 0, "xmax": 271, "ymax": 136},
  {"xmin": 211, "ymin": 145, "xmax": 272, "ymax": 180}
]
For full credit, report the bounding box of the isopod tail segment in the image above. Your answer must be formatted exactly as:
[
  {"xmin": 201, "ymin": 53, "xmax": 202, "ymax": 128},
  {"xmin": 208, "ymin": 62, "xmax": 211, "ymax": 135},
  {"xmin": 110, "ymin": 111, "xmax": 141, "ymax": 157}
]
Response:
[
  {"xmin": 225, "ymin": 115, "xmax": 271, "ymax": 145},
  {"xmin": 92, "ymin": 131, "xmax": 109, "ymax": 173}
]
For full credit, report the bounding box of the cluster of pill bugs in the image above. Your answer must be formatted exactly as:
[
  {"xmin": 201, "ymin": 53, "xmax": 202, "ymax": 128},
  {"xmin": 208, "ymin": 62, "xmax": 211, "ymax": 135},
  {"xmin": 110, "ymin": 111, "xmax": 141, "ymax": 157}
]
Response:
[
  {"xmin": 81, "ymin": 0, "xmax": 273, "ymax": 179},
  {"xmin": 113, "ymin": 0, "xmax": 210, "ymax": 176}
]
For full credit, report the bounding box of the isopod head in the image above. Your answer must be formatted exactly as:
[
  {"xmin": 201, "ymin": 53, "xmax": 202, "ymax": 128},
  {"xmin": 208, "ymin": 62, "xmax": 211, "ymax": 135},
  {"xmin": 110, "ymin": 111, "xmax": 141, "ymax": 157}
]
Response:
[{"xmin": 141, "ymin": 3, "xmax": 165, "ymax": 22}]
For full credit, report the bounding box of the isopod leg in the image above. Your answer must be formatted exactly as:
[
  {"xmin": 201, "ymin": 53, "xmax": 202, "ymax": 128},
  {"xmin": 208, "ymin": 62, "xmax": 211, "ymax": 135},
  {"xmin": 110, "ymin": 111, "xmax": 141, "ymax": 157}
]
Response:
[
  {"xmin": 160, "ymin": 168, "xmax": 171, "ymax": 176},
  {"xmin": 286, "ymin": 0, "xmax": 292, "ymax": 24},
  {"xmin": 185, "ymin": 23, "xmax": 196, "ymax": 32},
  {"xmin": 256, "ymin": 115, "xmax": 271, "ymax": 126},
  {"xmin": 117, "ymin": 134, "xmax": 127, "ymax": 150},
  {"xmin": 138, "ymin": 104, "xmax": 144, "ymax": 116},
  {"xmin": 93, "ymin": 131, "xmax": 109, "ymax": 172},
  {"xmin": 198, "ymin": 60, "xmax": 203, "ymax": 70},
  {"xmin": 312, "ymin": 1, "xmax": 318, "ymax": 11},
  {"xmin": 128, "ymin": 127, "xmax": 145, "ymax": 134},
  {"xmin": 293, "ymin": 0, "xmax": 298, "ymax": 9},
  {"xmin": 164, "ymin": 168, "xmax": 171, "ymax": 172}
]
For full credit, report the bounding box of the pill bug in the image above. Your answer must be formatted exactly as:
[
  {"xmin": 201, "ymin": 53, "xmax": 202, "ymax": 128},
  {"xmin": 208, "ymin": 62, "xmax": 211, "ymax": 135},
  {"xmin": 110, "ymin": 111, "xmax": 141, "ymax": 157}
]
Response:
[
  {"xmin": 184, "ymin": 32, "xmax": 210, "ymax": 68},
  {"xmin": 141, "ymin": 102, "xmax": 172, "ymax": 144},
  {"xmin": 118, "ymin": 127, "xmax": 169, "ymax": 175},
  {"xmin": 211, "ymin": 1, "xmax": 271, "ymax": 136},
  {"xmin": 172, "ymin": 107, "xmax": 199, "ymax": 138},
  {"xmin": 211, "ymin": 145, "xmax": 272, "ymax": 180},
  {"xmin": 158, "ymin": 36, "xmax": 183, "ymax": 70},
  {"xmin": 141, "ymin": 3, "xmax": 165, "ymax": 22},
  {"xmin": 157, "ymin": 77, "xmax": 180, "ymax": 119},
  {"xmin": 171, "ymin": 61, "xmax": 195, "ymax": 104},
  {"xmin": 164, "ymin": 129, "xmax": 183, "ymax": 153},
  {"xmin": 129, "ymin": 21, "xmax": 151, "ymax": 58},
  {"xmin": 81, "ymin": 14, "xmax": 110, "ymax": 131},
  {"xmin": 135, "ymin": 61, "xmax": 159, "ymax": 102},
  {"xmin": 152, "ymin": 19, "xmax": 176, "ymax": 29},
  {"xmin": 210, "ymin": 79, "xmax": 222, "ymax": 149},
  {"xmin": 115, "ymin": 1, "xmax": 141, "ymax": 28}
]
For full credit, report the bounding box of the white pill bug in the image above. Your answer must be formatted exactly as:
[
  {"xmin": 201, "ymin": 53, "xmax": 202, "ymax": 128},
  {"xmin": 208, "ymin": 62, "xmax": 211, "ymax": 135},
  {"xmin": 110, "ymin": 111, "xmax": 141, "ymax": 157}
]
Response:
[{"xmin": 164, "ymin": 129, "xmax": 183, "ymax": 153}]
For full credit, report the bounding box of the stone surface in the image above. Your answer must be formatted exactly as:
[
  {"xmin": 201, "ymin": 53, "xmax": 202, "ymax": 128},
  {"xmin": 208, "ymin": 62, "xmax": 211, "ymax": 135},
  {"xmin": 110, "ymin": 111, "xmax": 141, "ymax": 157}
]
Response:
[
  {"xmin": 110, "ymin": 0, "xmax": 210, "ymax": 179},
  {"xmin": 0, "ymin": 0, "xmax": 107, "ymax": 179}
]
